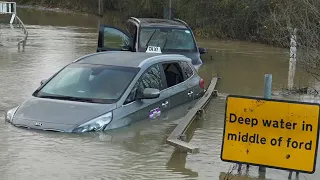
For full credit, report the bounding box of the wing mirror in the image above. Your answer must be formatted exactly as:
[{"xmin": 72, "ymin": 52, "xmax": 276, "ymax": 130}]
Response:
[
  {"xmin": 139, "ymin": 88, "xmax": 160, "ymax": 99},
  {"xmin": 199, "ymin": 47, "xmax": 207, "ymax": 54},
  {"xmin": 40, "ymin": 79, "xmax": 47, "ymax": 85}
]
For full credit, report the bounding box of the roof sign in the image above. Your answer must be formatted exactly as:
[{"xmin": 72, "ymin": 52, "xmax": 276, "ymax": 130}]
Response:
[{"xmin": 146, "ymin": 46, "xmax": 162, "ymax": 53}]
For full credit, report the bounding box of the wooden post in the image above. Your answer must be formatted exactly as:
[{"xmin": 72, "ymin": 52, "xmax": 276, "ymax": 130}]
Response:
[{"xmin": 288, "ymin": 28, "xmax": 297, "ymax": 90}]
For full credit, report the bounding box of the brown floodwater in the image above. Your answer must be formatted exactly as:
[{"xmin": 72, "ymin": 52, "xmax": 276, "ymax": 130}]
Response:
[{"xmin": 0, "ymin": 7, "xmax": 318, "ymax": 180}]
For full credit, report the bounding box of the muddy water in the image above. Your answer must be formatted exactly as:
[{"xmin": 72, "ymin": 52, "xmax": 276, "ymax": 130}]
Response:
[{"xmin": 0, "ymin": 7, "xmax": 319, "ymax": 180}]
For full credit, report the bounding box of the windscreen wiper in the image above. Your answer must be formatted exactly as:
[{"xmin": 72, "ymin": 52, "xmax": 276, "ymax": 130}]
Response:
[
  {"xmin": 145, "ymin": 30, "xmax": 157, "ymax": 49},
  {"xmin": 39, "ymin": 95, "xmax": 96, "ymax": 103}
]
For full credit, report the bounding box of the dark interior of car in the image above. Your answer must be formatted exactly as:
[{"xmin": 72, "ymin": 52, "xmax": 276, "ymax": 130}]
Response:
[{"xmin": 162, "ymin": 63, "xmax": 184, "ymax": 88}]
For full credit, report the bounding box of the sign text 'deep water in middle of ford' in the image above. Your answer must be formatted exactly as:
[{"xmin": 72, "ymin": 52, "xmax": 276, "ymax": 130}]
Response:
[{"xmin": 221, "ymin": 95, "xmax": 320, "ymax": 173}]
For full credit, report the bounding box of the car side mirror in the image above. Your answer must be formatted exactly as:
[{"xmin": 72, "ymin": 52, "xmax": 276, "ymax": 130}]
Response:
[
  {"xmin": 40, "ymin": 79, "xmax": 47, "ymax": 85},
  {"xmin": 199, "ymin": 47, "xmax": 207, "ymax": 54},
  {"xmin": 140, "ymin": 88, "xmax": 160, "ymax": 99}
]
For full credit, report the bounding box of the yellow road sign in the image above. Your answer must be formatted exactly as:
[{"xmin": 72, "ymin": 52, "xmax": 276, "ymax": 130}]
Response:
[{"xmin": 221, "ymin": 95, "xmax": 320, "ymax": 173}]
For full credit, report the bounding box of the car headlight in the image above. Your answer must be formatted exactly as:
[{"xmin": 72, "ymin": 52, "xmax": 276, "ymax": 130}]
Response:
[
  {"xmin": 5, "ymin": 106, "xmax": 19, "ymax": 123},
  {"xmin": 72, "ymin": 112, "xmax": 113, "ymax": 133}
]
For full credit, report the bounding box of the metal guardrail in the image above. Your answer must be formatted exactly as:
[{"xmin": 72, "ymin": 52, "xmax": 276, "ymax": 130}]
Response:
[
  {"xmin": 15, "ymin": 15, "xmax": 28, "ymax": 50},
  {"xmin": 166, "ymin": 77, "xmax": 219, "ymax": 154},
  {"xmin": 0, "ymin": 1, "xmax": 28, "ymax": 50}
]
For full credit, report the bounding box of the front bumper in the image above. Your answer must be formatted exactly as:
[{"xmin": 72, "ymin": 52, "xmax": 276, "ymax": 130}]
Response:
[{"xmin": 10, "ymin": 117, "xmax": 76, "ymax": 132}]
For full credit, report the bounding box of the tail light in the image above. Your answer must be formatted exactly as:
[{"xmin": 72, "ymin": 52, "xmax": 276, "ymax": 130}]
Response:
[{"xmin": 199, "ymin": 78, "xmax": 205, "ymax": 89}]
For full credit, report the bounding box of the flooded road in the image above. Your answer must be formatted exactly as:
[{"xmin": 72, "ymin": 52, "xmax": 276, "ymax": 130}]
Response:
[{"xmin": 0, "ymin": 7, "xmax": 319, "ymax": 180}]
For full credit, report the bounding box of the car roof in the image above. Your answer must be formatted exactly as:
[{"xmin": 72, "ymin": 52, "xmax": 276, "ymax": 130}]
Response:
[
  {"xmin": 131, "ymin": 18, "xmax": 188, "ymax": 29},
  {"xmin": 74, "ymin": 51, "xmax": 191, "ymax": 68}
]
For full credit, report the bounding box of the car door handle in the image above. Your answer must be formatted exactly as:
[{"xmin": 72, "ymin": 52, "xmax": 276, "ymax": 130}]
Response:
[
  {"xmin": 187, "ymin": 91, "xmax": 194, "ymax": 96},
  {"xmin": 162, "ymin": 101, "xmax": 169, "ymax": 107}
]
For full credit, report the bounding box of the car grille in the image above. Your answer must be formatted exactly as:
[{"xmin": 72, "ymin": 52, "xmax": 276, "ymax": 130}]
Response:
[{"xmin": 14, "ymin": 124, "xmax": 64, "ymax": 132}]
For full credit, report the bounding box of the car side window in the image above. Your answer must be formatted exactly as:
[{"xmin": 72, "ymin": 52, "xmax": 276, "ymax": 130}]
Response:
[
  {"xmin": 179, "ymin": 61, "xmax": 194, "ymax": 79},
  {"xmin": 103, "ymin": 27, "xmax": 131, "ymax": 49},
  {"xmin": 162, "ymin": 62, "xmax": 185, "ymax": 88},
  {"xmin": 124, "ymin": 64, "xmax": 163, "ymax": 104}
]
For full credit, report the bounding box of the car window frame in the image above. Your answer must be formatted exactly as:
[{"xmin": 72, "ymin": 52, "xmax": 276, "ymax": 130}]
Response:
[
  {"xmin": 160, "ymin": 60, "xmax": 195, "ymax": 90},
  {"xmin": 126, "ymin": 20, "xmax": 139, "ymax": 51},
  {"xmin": 123, "ymin": 63, "xmax": 167, "ymax": 105},
  {"xmin": 137, "ymin": 27, "xmax": 198, "ymax": 53}
]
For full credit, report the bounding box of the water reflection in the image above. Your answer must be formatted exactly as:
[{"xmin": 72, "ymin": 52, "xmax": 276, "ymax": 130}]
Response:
[{"xmin": 166, "ymin": 150, "xmax": 198, "ymax": 178}]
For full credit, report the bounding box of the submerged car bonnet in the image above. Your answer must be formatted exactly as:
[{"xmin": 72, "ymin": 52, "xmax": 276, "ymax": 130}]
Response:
[{"xmin": 12, "ymin": 97, "xmax": 116, "ymax": 132}]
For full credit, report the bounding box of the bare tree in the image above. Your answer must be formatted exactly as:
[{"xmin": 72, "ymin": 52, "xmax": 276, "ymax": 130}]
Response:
[{"xmin": 266, "ymin": 0, "xmax": 320, "ymax": 83}]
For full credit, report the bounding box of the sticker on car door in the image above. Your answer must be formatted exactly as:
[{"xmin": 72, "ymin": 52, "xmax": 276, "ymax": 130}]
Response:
[{"xmin": 149, "ymin": 107, "xmax": 161, "ymax": 119}]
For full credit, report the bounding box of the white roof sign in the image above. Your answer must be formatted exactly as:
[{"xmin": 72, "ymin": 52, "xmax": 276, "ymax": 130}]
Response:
[{"xmin": 146, "ymin": 46, "xmax": 162, "ymax": 53}]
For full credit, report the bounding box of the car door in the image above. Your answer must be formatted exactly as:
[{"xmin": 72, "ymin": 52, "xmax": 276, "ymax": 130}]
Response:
[
  {"xmin": 97, "ymin": 25, "xmax": 134, "ymax": 52},
  {"xmin": 161, "ymin": 61, "xmax": 194, "ymax": 111},
  {"xmin": 136, "ymin": 63, "xmax": 171, "ymax": 122},
  {"xmin": 178, "ymin": 61, "xmax": 200, "ymax": 100},
  {"xmin": 121, "ymin": 63, "xmax": 171, "ymax": 124}
]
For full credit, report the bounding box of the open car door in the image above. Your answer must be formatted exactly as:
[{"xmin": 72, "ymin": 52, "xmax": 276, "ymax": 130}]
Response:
[{"xmin": 97, "ymin": 25, "xmax": 134, "ymax": 52}]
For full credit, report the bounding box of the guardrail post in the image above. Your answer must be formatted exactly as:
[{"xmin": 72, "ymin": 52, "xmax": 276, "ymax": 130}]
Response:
[
  {"xmin": 257, "ymin": 74, "xmax": 272, "ymax": 175},
  {"xmin": 264, "ymin": 74, "xmax": 272, "ymax": 99}
]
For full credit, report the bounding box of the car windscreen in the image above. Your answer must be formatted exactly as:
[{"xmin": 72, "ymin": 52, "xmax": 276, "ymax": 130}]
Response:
[
  {"xmin": 34, "ymin": 63, "xmax": 139, "ymax": 104},
  {"xmin": 138, "ymin": 27, "xmax": 197, "ymax": 52}
]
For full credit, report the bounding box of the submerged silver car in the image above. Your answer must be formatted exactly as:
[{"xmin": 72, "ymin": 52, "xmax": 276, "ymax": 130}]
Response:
[{"xmin": 5, "ymin": 51, "xmax": 205, "ymax": 133}]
